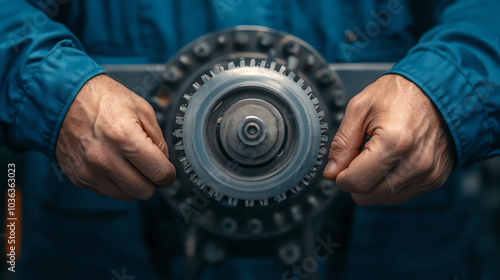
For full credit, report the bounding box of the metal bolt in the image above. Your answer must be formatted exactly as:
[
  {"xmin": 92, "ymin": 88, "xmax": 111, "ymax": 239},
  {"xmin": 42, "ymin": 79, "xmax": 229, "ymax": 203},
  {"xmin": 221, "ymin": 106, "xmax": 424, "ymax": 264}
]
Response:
[
  {"xmin": 216, "ymin": 35, "xmax": 227, "ymax": 46},
  {"xmin": 247, "ymin": 219, "xmax": 263, "ymax": 235},
  {"xmin": 279, "ymin": 243, "xmax": 301, "ymax": 266},
  {"xmin": 220, "ymin": 217, "xmax": 238, "ymax": 234},
  {"xmin": 284, "ymin": 41, "xmax": 299, "ymax": 55},
  {"xmin": 162, "ymin": 66, "xmax": 182, "ymax": 83},
  {"xmin": 234, "ymin": 32, "xmax": 249, "ymax": 46},
  {"xmin": 259, "ymin": 33, "xmax": 274, "ymax": 48},
  {"xmin": 193, "ymin": 42, "xmax": 211, "ymax": 58}
]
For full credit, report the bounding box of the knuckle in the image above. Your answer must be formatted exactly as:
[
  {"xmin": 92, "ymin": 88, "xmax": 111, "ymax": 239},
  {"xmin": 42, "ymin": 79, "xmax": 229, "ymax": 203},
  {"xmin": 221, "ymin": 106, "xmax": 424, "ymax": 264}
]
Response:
[
  {"xmin": 331, "ymin": 130, "xmax": 351, "ymax": 152},
  {"xmin": 77, "ymin": 167, "xmax": 95, "ymax": 185},
  {"xmin": 414, "ymin": 153, "xmax": 435, "ymax": 174},
  {"xmin": 150, "ymin": 165, "xmax": 172, "ymax": 185},
  {"xmin": 337, "ymin": 174, "xmax": 371, "ymax": 193},
  {"xmin": 84, "ymin": 146, "xmax": 108, "ymax": 168},
  {"xmin": 139, "ymin": 99, "xmax": 155, "ymax": 113},
  {"xmin": 386, "ymin": 128, "xmax": 413, "ymax": 153},
  {"xmin": 157, "ymin": 138, "xmax": 169, "ymax": 156},
  {"xmin": 106, "ymin": 120, "xmax": 131, "ymax": 145},
  {"xmin": 347, "ymin": 95, "xmax": 364, "ymax": 111}
]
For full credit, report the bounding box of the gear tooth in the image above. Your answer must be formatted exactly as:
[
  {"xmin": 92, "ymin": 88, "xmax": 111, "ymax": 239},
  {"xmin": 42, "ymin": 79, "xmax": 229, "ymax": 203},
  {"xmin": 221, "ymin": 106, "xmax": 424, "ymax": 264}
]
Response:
[
  {"xmin": 208, "ymin": 187, "xmax": 216, "ymax": 196},
  {"xmin": 297, "ymin": 78, "xmax": 305, "ymax": 87},
  {"xmin": 240, "ymin": 58, "xmax": 246, "ymax": 67},
  {"xmin": 311, "ymin": 97, "xmax": 319, "ymax": 106},
  {"xmin": 245, "ymin": 200, "xmax": 255, "ymax": 207},
  {"xmin": 316, "ymin": 160, "xmax": 324, "ymax": 166},
  {"xmin": 228, "ymin": 197, "xmax": 238, "ymax": 206},
  {"xmin": 183, "ymin": 94, "xmax": 193, "ymax": 101},
  {"xmin": 212, "ymin": 66, "xmax": 222, "ymax": 75},
  {"xmin": 174, "ymin": 140, "xmax": 184, "ymax": 150},
  {"xmin": 179, "ymin": 106, "xmax": 187, "ymax": 113},
  {"xmin": 274, "ymin": 192, "xmax": 287, "ymax": 202},
  {"xmin": 175, "ymin": 116, "xmax": 184, "ymax": 125},
  {"xmin": 259, "ymin": 60, "xmax": 267, "ymax": 67},
  {"xmin": 309, "ymin": 171, "xmax": 317, "ymax": 178},
  {"xmin": 196, "ymin": 179, "xmax": 205, "ymax": 186},
  {"xmin": 269, "ymin": 62, "xmax": 277, "ymax": 71},
  {"xmin": 319, "ymin": 147, "xmax": 327, "ymax": 155},
  {"xmin": 311, "ymin": 166, "xmax": 319, "ymax": 172},
  {"xmin": 218, "ymin": 65, "xmax": 225, "ymax": 72},
  {"xmin": 228, "ymin": 61, "xmax": 236, "ymax": 69},
  {"xmin": 260, "ymin": 199, "xmax": 269, "ymax": 206},
  {"xmin": 215, "ymin": 192, "xmax": 224, "ymax": 201},
  {"xmin": 305, "ymin": 86, "xmax": 313, "ymax": 96},
  {"xmin": 184, "ymin": 165, "xmax": 193, "ymax": 174},
  {"xmin": 278, "ymin": 65, "xmax": 286, "ymax": 74},
  {"xmin": 320, "ymin": 122, "xmax": 328, "ymax": 130},
  {"xmin": 301, "ymin": 179, "xmax": 310, "ymax": 186},
  {"xmin": 321, "ymin": 135, "xmax": 328, "ymax": 142},
  {"xmin": 189, "ymin": 173, "xmax": 198, "ymax": 183},
  {"xmin": 317, "ymin": 110, "xmax": 325, "ymax": 118},
  {"xmin": 201, "ymin": 74, "xmax": 210, "ymax": 83},
  {"xmin": 173, "ymin": 129, "xmax": 183, "ymax": 137},
  {"xmin": 178, "ymin": 155, "xmax": 187, "ymax": 163},
  {"xmin": 291, "ymin": 185, "xmax": 302, "ymax": 193},
  {"xmin": 192, "ymin": 82, "xmax": 201, "ymax": 90},
  {"xmin": 250, "ymin": 58, "xmax": 256, "ymax": 67},
  {"xmin": 287, "ymin": 71, "xmax": 296, "ymax": 81}
]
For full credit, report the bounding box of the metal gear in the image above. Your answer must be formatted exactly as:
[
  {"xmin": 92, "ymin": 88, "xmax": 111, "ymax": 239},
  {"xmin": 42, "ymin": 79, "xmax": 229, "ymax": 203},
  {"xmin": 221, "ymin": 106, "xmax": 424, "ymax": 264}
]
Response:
[
  {"xmin": 173, "ymin": 58, "xmax": 328, "ymax": 206},
  {"xmin": 150, "ymin": 26, "xmax": 346, "ymax": 239}
]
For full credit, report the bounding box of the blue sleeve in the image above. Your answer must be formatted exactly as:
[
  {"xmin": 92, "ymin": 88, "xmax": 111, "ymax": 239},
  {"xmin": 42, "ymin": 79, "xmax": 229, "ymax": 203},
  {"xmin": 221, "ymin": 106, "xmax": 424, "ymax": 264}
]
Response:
[
  {"xmin": 0, "ymin": 1, "xmax": 105, "ymax": 160},
  {"xmin": 386, "ymin": 0, "xmax": 500, "ymax": 167}
]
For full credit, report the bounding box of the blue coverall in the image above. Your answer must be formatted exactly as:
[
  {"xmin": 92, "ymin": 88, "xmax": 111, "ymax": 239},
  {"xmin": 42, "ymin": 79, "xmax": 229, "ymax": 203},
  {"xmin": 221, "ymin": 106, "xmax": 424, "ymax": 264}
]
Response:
[{"xmin": 1, "ymin": 0, "xmax": 500, "ymax": 279}]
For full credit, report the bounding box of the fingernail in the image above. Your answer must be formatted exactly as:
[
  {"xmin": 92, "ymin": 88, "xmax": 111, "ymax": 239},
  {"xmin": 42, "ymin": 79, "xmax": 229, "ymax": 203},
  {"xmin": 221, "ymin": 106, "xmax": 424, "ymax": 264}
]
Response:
[{"xmin": 324, "ymin": 159, "xmax": 337, "ymax": 175}]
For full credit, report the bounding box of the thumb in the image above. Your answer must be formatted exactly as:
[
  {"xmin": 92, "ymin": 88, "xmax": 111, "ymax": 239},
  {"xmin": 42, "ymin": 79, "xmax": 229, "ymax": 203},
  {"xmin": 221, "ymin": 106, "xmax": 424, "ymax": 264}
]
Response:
[{"xmin": 323, "ymin": 99, "xmax": 368, "ymax": 180}]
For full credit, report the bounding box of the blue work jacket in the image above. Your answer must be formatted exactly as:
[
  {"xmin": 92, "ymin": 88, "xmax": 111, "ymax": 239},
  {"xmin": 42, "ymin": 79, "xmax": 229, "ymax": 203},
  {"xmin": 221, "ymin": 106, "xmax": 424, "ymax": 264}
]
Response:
[{"xmin": 0, "ymin": 1, "xmax": 499, "ymax": 279}]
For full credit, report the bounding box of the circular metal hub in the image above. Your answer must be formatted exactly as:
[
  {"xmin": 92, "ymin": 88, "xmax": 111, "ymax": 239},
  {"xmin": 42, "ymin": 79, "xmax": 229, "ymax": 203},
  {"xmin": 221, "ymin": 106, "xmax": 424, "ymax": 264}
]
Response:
[{"xmin": 178, "ymin": 62, "xmax": 323, "ymax": 206}]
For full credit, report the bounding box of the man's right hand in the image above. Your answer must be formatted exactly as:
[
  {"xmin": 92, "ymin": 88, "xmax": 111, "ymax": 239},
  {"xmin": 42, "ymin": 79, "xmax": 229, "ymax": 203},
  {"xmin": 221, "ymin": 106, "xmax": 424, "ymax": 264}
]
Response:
[{"xmin": 55, "ymin": 74, "xmax": 176, "ymax": 200}]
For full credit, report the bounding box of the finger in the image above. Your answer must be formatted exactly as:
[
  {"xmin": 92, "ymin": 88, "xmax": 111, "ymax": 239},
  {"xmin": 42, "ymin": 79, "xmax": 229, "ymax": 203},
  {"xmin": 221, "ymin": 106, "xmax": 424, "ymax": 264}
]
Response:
[
  {"xmin": 137, "ymin": 101, "xmax": 170, "ymax": 159},
  {"xmin": 323, "ymin": 98, "xmax": 368, "ymax": 180},
  {"xmin": 349, "ymin": 154, "xmax": 430, "ymax": 205},
  {"xmin": 123, "ymin": 123, "xmax": 176, "ymax": 187},
  {"xmin": 92, "ymin": 177, "xmax": 135, "ymax": 201},
  {"xmin": 102, "ymin": 150, "xmax": 157, "ymax": 200},
  {"xmin": 335, "ymin": 134, "xmax": 400, "ymax": 193},
  {"xmin": 71, "ymin": 170, "xmax": 135, "ymax": 201}
]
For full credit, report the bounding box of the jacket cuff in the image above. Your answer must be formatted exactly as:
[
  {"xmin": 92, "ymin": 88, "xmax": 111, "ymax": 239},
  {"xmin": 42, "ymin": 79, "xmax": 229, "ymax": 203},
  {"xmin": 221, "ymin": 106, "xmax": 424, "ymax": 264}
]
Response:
[
  {"xmin": 13, "ymin": 40, "xmax": 105, "ymax": 161},
  {"xmin": 385, "ymin": 50, "xmax": 490, "ymax": 167}
]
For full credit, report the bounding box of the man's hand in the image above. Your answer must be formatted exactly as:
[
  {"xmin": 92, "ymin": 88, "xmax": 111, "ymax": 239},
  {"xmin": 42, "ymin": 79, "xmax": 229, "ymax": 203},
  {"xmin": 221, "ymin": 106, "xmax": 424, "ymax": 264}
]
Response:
[
  {"xmin": 55, "ymin": 74, "xmax": 176, "ymax": 200},
  {"xmin": 323, "ymin": 74, "xmax": 455, "ymax": 206}
]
